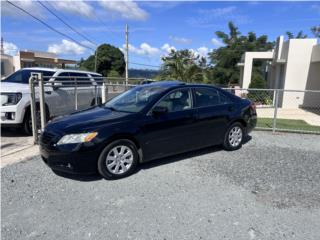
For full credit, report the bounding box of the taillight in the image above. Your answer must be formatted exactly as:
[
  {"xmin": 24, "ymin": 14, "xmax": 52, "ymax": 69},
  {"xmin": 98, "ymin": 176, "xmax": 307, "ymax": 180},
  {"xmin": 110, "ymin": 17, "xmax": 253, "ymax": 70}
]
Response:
[{"xmin": 250, "ymin": 102, "xmax": 256, "ymax": 113}]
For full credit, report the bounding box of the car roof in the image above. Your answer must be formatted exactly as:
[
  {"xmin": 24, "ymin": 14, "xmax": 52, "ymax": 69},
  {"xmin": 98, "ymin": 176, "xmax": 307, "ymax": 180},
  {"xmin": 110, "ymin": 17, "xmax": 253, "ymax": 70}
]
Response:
[
  {"xmin": 145, "ymin": 80, "xmax": 185, "ymax": 87},
  {"xmin": 21, "ymin": 67, "xmax": 102, "ymax": 76}
]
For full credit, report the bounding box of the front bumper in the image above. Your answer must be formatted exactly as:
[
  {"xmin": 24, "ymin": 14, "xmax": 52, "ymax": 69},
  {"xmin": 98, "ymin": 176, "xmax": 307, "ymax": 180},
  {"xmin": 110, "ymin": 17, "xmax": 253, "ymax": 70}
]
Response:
[
  {"xmin": 40, "ymin": 147, "xmax": 100, "ymax": 174},
  {"xmin": 39, "ymin": 133, "xmax": 102, "ymax": 174},
  {"xmin": 1, "ymin": 104, "xmax": 25, "ymax": 125}
]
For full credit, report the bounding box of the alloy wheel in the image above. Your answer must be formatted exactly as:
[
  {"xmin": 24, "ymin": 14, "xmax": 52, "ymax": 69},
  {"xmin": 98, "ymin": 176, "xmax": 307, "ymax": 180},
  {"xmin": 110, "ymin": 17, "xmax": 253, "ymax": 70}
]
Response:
[
  {"xmin": 106, "ymin": 145, "xmax": 133, "ymax": 175},
  {"xmin": 228, "ymin": 126, "xmax": 243, "ymax": 147}
]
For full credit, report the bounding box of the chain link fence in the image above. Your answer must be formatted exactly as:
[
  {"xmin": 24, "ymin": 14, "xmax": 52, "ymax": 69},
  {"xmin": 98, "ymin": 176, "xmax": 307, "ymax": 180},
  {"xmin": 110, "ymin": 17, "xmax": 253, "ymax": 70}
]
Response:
[
  {"xmin": 28, "ymin": 73, "xmax": 320, "ymax": 143},
  {"xmin": 224, "ymin": 88, "xmax": 320, "ymax": 134}
]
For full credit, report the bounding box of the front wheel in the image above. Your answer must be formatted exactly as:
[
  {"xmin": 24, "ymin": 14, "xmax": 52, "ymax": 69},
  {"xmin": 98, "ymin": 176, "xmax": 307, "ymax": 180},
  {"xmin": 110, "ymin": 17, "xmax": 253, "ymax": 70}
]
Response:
[
  {"xmin": 223, "ymin": 122, "xmax": 244, "ymax": 151},
  {"xmin": 97, "ymin": 140, "xmax": 139, "ymax": 180}
]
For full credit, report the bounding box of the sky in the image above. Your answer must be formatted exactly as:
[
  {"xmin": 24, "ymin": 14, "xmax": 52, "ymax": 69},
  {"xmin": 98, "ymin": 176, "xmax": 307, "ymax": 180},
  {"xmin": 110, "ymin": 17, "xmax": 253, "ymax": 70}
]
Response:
[{"xmin": 1, "ymin": 1, "xmax": 320, "ymax": 69}]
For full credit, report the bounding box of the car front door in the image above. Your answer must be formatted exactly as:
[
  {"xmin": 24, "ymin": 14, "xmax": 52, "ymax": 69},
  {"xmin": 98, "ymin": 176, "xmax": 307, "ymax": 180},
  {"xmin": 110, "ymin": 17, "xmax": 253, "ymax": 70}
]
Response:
[
  {"xmin": 193, "ymin": 87, "xmax": 233, "ymax": 146},
  {"xmin": 140, "ymin": 88, "xmax": 199, "ymax": 161}
]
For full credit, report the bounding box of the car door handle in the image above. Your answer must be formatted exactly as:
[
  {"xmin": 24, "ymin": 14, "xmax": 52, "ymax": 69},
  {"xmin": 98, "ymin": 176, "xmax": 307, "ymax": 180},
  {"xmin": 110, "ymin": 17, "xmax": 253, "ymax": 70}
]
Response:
[{"xmin": 45, "ymin": 91, "xmax": 52, "ymax": 95}]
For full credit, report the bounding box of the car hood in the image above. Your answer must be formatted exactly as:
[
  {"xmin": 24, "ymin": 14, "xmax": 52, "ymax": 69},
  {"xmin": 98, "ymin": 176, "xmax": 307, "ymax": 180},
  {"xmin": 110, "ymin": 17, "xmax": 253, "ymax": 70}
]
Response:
[
  {"xmin": 0, "ymin": 82, "xmax": 30, "ymax": 94},
  {"xmin": 46, "ymin": 106, "xmax": 135, "ymax": 134}
]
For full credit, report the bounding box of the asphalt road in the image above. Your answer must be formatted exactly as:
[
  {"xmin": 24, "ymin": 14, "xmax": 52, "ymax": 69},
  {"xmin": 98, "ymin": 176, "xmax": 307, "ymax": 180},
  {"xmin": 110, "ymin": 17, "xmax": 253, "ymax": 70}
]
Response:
[{"xmin": 2, "ymin": 131, "xmax": 320, "ymax": 240}]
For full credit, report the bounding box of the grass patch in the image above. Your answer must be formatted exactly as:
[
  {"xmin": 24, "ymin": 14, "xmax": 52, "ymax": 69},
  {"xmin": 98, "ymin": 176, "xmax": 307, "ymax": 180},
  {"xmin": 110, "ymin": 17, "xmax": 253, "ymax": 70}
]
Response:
[{"xmin": 257, "ymin": 118, "xmax": 320, "ymax": 132}]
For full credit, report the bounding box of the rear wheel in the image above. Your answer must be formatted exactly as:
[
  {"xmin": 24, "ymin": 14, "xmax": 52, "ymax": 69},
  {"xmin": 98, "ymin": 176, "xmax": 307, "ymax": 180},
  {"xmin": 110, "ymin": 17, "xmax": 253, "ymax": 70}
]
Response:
[
  {"xmin": 223, "ymin": 122, "xmax": 244, "ymax": 151},
  {"xmin": 97, "ymin": 139, "xmax": 138, "ymax": 180}
]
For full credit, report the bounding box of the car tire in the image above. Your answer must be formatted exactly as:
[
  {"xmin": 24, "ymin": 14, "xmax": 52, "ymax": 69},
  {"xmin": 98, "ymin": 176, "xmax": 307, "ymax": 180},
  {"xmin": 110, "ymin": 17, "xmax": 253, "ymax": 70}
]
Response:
[
  {"xmin": 223, "ymin": 122, "xmax": 244, "ymax": 151},
  {"xmin": 22, "ymin": 107, "xmax": 48, "ymax": 136},
  {"xmin": 97, "ymin": 139, "xmax": 139, "ymax": 180}
]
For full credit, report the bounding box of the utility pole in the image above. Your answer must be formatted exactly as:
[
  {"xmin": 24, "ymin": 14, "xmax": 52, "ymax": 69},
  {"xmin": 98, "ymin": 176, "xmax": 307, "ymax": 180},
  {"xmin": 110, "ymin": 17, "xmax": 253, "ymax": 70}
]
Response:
[{"xmin": 125, "ymin": 24, "xmax": 129, "ymax": 86}]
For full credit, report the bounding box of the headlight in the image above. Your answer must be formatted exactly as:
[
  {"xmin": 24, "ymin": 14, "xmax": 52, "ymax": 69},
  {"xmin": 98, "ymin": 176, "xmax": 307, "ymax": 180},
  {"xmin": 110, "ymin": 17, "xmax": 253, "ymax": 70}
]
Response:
[
  {"xmin": 57, "ymin": 132, "xmax": 98, "ymax": 145},
  {"xmin": 1, "ymin": 93, "xmax": 22, "ymax": 106}
]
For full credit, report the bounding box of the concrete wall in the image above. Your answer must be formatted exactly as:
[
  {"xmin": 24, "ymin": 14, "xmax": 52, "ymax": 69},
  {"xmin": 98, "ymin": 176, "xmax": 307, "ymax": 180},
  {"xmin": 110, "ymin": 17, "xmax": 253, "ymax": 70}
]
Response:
[
  {"xmin": 241, "ymin": 51, "xmax": 274, "ymax": 89},
  {"xmin": 0, "ymin": 54, "xmax": 14, "ymax": 78},
  {"xmin": 281, "ymin": 39, "xmax": 317, "ymax": 108},
  {"xmin": 302, "ymin": 62, "xmax": 320, "ymax": 108},
  {"xmin": 311, "ymin": 45, "xmax": 320, "ymax": 62}
]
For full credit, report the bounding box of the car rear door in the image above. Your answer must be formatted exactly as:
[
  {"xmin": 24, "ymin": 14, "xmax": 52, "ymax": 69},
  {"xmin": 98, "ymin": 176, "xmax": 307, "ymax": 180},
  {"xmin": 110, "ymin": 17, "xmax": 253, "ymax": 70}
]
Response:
[
  {"xmin": 49, "ymin": 72, "xmax": 75, "ymax": 116},
  {"xmin": 193, "ymin": 87, "xmax": 234, "ymax": 146},
  {"xmin": 69, "ymin": 72, "xmax": 95, "ymax": 110},
  {"xmin": 140, "ymin": 88, "xmax": 199, "ymax": 161}
]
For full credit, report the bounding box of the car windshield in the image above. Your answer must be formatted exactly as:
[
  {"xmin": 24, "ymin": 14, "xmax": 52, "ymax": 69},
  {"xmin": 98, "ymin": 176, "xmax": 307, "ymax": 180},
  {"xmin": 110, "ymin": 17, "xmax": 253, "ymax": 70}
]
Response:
[
  {"xmin": 105, "ymin": 86, "xmax": 167, "ymax": 113},
  {"xmin": 3, "ymin": 69, "xmax": 55, "ymax": 84}
]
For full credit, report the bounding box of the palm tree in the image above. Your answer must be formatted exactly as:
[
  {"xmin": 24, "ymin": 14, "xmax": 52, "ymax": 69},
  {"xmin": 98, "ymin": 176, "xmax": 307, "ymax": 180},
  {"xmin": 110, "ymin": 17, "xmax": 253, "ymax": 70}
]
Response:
[
  {"xmin": 311, "ymin": 26, "xmax": 320, "ymax": 38},
  {"xmin": 215, "ymin": 21, "xmax": 240, "ymax": 45},
  {"xmin": 161, "ymin": 49, "xmax": 204, "ymax": 82},
  {"xmin": 286, "ymin": 31, "xmax": 307, "ymax": 39}
]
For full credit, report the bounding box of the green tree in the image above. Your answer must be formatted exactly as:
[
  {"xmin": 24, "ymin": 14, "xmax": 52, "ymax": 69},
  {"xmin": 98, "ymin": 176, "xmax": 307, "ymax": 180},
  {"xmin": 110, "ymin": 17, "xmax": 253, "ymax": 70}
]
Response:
[
  {"xmin": 160, "ymin": 49, "xmax": 205, "ymax": 82},
  {"xmin": 79, "ymin": 44, "xmax": 125, "ymax": 77},
  {"xmin": 208, "ymin": 21, "xmax": 274, "ymax": 86},
  {"xmin": 311, "ymin": 26, "xmax": 320, "ymax": 38},
  {"xmin": 285, "ymin": 31, "xmax": 307, "ymax": 39}
]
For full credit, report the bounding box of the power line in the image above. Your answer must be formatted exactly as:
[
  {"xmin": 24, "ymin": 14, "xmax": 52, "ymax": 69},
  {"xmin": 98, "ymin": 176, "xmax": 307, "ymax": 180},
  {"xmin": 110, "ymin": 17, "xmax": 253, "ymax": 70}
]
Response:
[
  {"xmin": 129, "ymin": 62, "xmax": 161, "ymax": 68},
  {"xmin": 6, "ymin": 0, "xmax": 94, "ymax": 51},
  {"xmin": 37, "ymin": 1, "xmax": 97, "ymax": 47}
]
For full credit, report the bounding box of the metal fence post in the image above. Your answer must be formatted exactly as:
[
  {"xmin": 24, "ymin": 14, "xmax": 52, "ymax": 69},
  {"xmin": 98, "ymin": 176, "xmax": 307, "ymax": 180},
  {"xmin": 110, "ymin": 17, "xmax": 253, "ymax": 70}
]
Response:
[
  {"xmin": 75, "ymin": 78, "xmax": 78, "ymax": 110},
  {"xmin": 38, "ymin": 72, "xmax": 46, "ymax": 131},
  {"xmin": 272, "ymin": 89, "xmax": 279, "ymax": 133},
  {"xmin": 102, "ymin": 82, "xmax": 108, "ymax": 103},
  {"xmin": 29, "ymin": 73, "xmax": 38, "ymax": 144},
  {"xmin": 94, "ymin": 85, "xmax": 98, "ymax": 105}
]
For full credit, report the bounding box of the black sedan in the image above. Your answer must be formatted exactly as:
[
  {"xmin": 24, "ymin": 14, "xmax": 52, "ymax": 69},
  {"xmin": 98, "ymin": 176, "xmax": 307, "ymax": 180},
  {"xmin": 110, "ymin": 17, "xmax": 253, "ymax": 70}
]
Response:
[{"xmin": 40, "ymin": 81, "xmax": 257, "ymax": 179}]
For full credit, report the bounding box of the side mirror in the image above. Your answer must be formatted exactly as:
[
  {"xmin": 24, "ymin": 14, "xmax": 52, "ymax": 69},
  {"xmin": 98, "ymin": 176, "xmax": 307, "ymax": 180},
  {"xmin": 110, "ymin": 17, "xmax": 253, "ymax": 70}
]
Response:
[
  {"xmin": 52, "ymin": 82, "xmax": 62, "ymax": 90},
  {"xmin": 152, "ymin": 106, "xmax": 168, "ymax": 116}
]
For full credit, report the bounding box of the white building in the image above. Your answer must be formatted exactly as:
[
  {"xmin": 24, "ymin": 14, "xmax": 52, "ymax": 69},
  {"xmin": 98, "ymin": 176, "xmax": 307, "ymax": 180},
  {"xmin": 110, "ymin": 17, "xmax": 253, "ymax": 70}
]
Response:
[{"xmin": 238, "ymin": 36, "xmax": 320, "ymax": 108}]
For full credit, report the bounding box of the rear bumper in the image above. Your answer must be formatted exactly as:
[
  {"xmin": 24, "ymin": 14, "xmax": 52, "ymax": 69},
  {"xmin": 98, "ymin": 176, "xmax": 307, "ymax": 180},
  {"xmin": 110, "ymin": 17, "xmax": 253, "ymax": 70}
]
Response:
[{"xmin": 247, "ymin": 115, "xmax": 257, "ymax": 134}]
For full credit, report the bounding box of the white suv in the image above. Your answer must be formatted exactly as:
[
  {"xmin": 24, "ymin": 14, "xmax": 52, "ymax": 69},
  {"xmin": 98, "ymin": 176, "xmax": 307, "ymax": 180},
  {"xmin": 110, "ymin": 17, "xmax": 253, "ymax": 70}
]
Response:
[{"xmin": 1, "ymin": 68, "xmax": 102, "ymax": 134}]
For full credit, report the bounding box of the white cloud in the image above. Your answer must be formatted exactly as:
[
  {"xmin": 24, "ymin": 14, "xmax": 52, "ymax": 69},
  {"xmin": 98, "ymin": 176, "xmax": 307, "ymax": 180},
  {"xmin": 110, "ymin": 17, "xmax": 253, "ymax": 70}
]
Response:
[
  {"xmin": 211, "ymin": 38, "xmax": 224, "ymax": 48},
  {"xmin": 161, "ymin": 43, "xmax": 176, "ymax": 54},
  {"xmin": 187, "ymin": 6, "xmax": 250, "ymax": 28},
  {"xmin": 3, "ymin": 42, "xmax": 18, "ymax": 56},
  {"xmin": 123, "ymin": 43, "xmax": 159, "ymax": 56},
  {"xmin": 1, "ymin": 0, "xmax": 44, "ymax": 18},
  {"xmin": 169, "ymin": 36, "xmax": 192, "ymax": 45},
  {"xmin": 199, "ymin": 6, "xmax": 237, "ymax": 16},
  {"xmin": 48, "ymin": 39, "xmax": 86, "ymax": 55},
  {"xmin": 51, "ymin": 0, "xmax": 94, "ymax": 18},
  {"xmin": 99, "ymin": 0, "xmax": 148, "ymax": 21},
  {"xmin": 195, "ymin": 47, "xmax": 209, "ymax": 58},
  {"xmin": 189, "ymin": 47, "xmax": 210, "ymax": 59}
]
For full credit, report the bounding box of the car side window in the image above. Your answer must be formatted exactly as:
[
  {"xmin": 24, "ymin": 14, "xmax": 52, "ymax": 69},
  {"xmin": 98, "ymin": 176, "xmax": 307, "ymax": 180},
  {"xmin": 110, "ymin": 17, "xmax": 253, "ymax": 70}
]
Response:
[
  {"xmin": 194, "ymin": 88, "xmax": 220, "ymax": 107},
  {"xmin": 57, "ymin": 72, "xmax": 71, "ymax": 86},
  {"xmin": 69, "ymin": 72, "xmax": 91, "ymax": 86},
  {"xmin": 155, "ymin": 89, "xmax": 192, "ymax": 112},
  {"xmin": 220, "ymin": 92, "xmax": 233, "ymax": 104}
]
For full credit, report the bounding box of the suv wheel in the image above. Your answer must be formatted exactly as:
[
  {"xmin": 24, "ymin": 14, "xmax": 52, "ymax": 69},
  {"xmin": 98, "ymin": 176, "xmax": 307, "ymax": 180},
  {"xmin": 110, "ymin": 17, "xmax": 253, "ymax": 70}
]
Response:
[
  {"xmin": 223, "ymin": 122, "xmax": 244, "ymax": 151},
  {"xmin": 22, "ymin": 107, "xmax": 48, "ymax": 135},
  {"xmin": 98, "ymin": 140, "xmax": 139, "ymax": 180}
]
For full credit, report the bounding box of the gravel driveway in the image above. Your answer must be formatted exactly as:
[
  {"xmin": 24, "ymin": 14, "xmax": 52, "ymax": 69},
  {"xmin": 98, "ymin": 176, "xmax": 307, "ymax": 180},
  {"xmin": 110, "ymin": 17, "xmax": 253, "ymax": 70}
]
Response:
[{"xmin": 2, "ymin": 131, "xmax": 320, "ymax": 240}]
